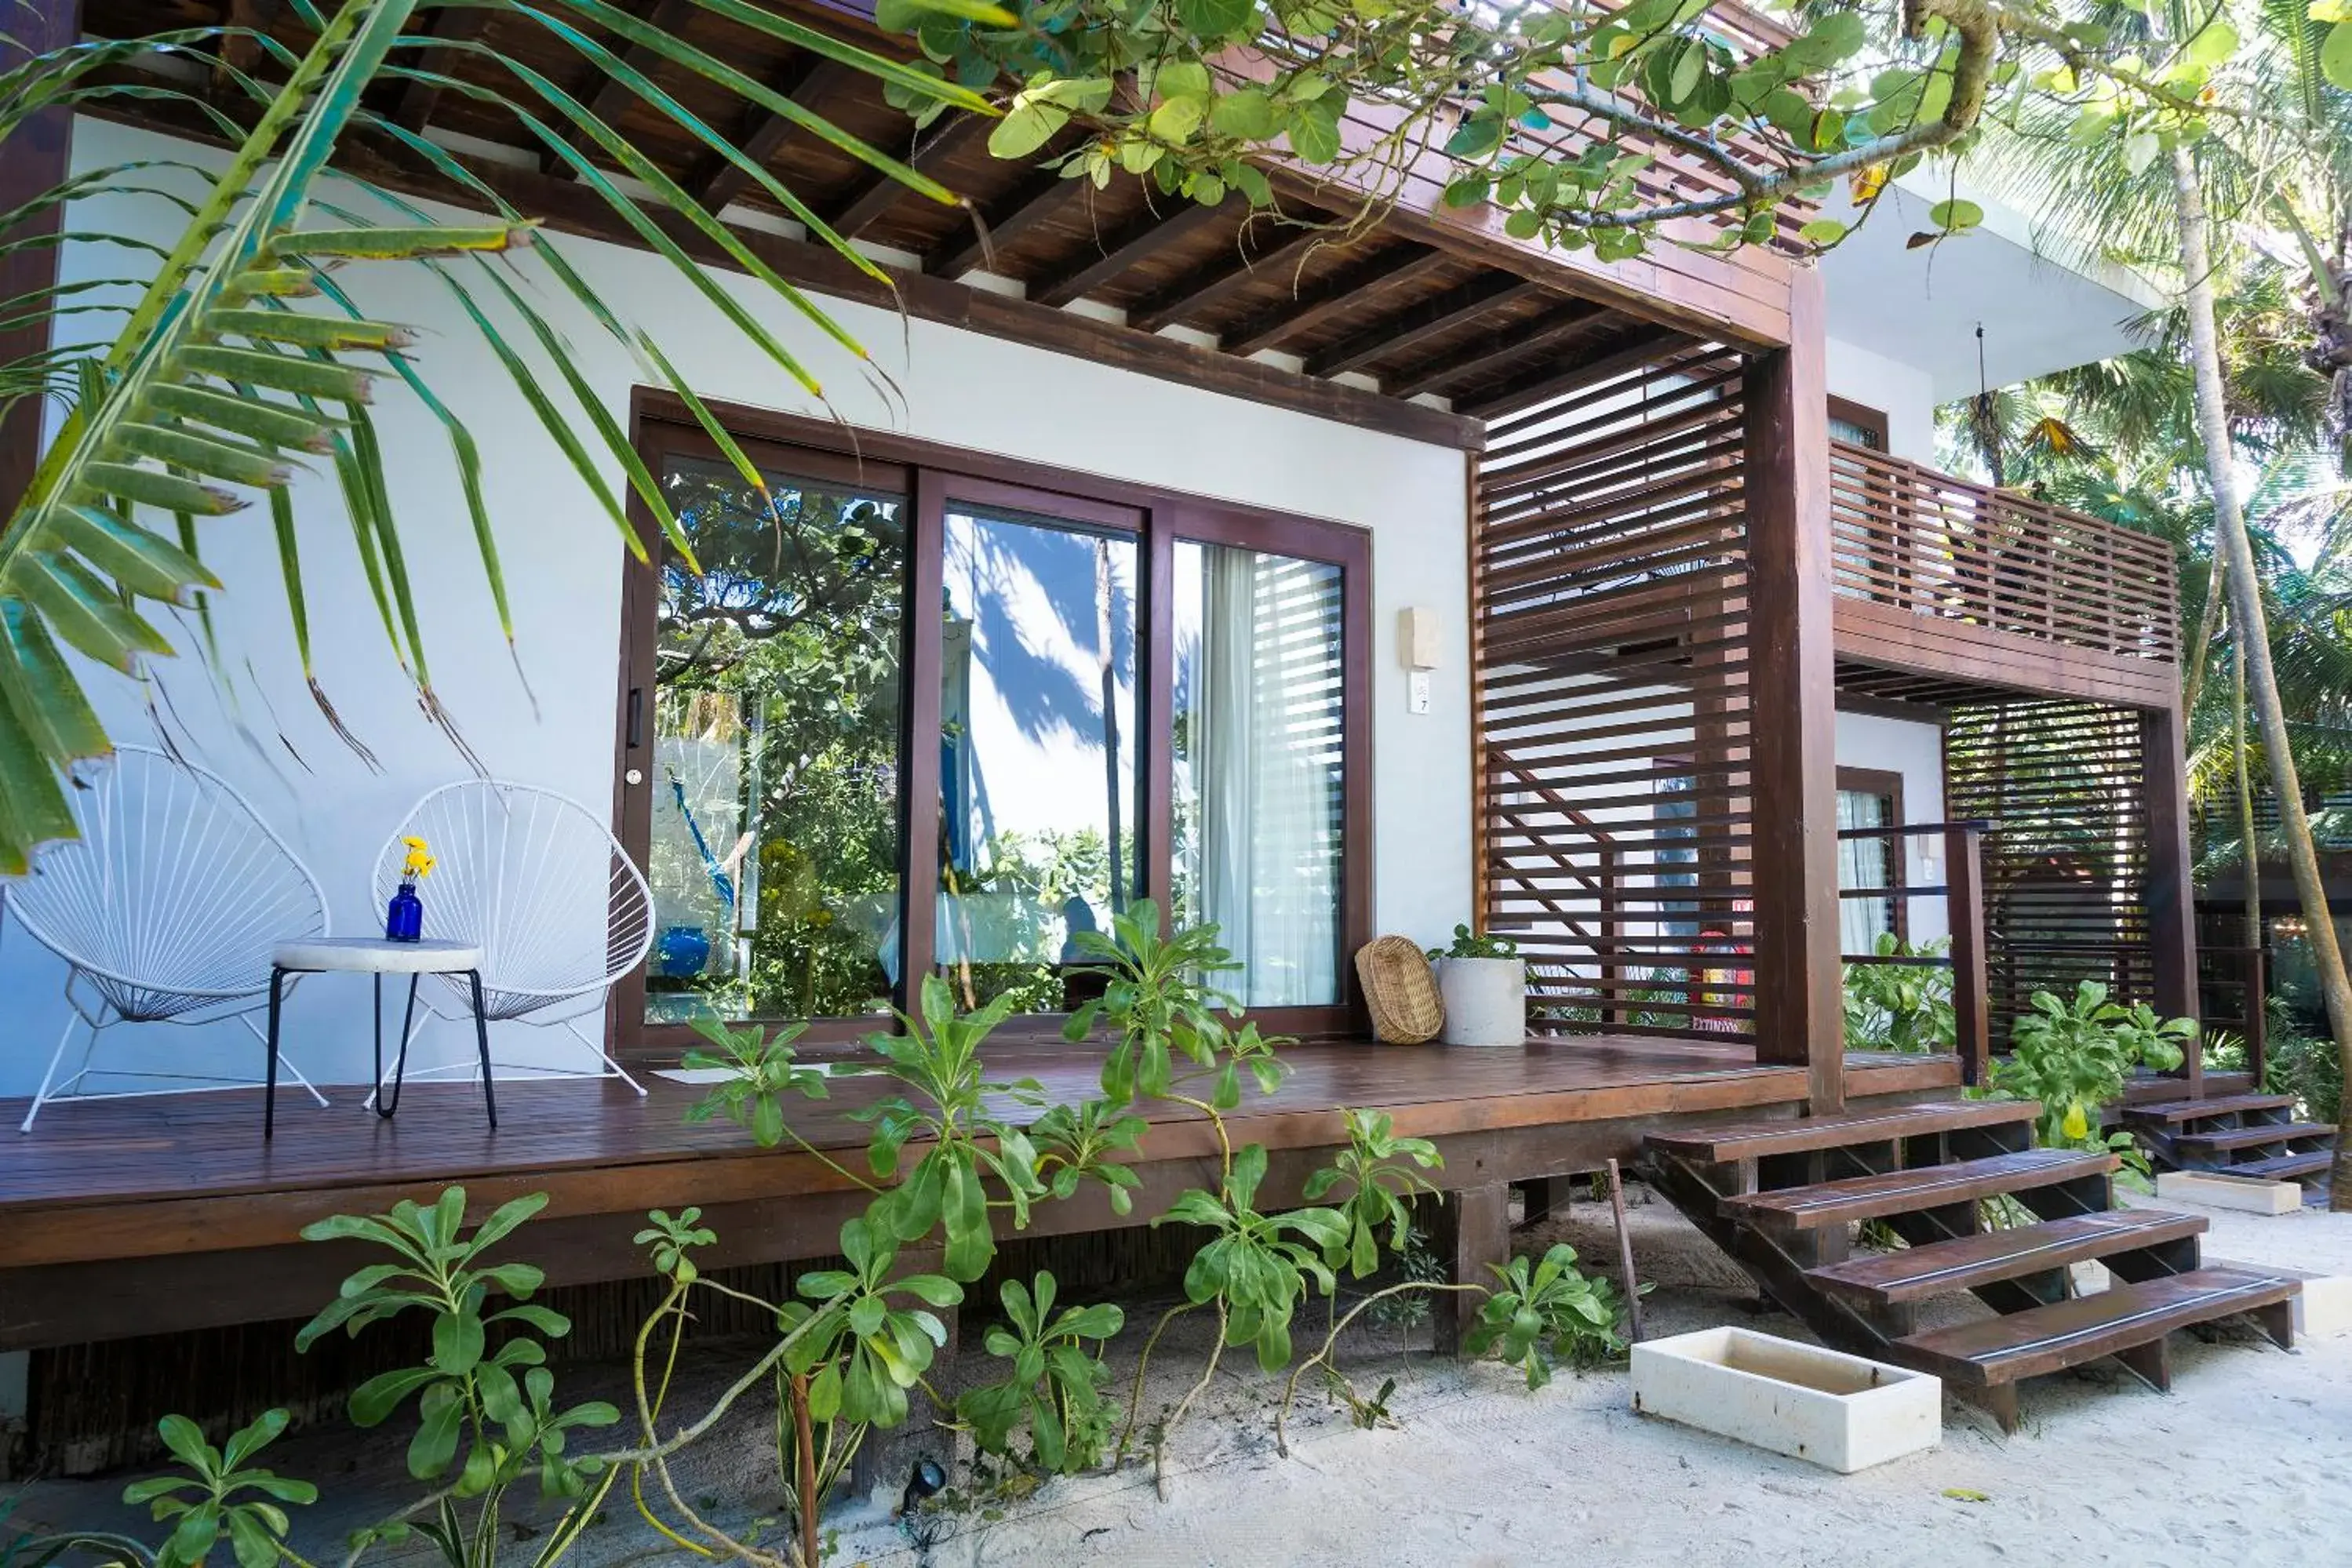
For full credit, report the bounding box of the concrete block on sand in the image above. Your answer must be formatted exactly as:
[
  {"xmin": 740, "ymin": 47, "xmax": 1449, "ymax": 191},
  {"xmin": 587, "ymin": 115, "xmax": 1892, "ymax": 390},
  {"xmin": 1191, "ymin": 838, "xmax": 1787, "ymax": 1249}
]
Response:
[
  {"xmin": 1630, "ymin": 1326, "xmax": 1940, "ymax": 1475},
  {"xmin": 2155, "ymin": 1171, "xmax": 2302, "ymax": 1215}
]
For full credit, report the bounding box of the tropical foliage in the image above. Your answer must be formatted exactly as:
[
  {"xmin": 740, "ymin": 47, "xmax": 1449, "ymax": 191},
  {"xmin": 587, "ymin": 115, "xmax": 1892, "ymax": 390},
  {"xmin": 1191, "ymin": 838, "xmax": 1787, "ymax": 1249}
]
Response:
[
  {"xmin": 9, "ymin": 911, "xmax": 1633, "ymax": 1568},
  {"xmin": 1, "ymin": 0, "xmax": 2303, "ymax": 876},
  {"xmin": 1840, "ymin": 933, "xmax": 1957, "ymax": 1054},
  {"xmin": 1981, "ymin": 980, "xmax": 2194, "ymax": 1155}
]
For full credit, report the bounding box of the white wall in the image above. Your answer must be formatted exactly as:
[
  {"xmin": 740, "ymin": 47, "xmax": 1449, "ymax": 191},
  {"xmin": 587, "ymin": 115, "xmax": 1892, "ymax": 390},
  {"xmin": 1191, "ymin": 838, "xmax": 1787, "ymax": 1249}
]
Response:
[
  {"xmin": 0, "ymin": 118, "xmax": 1474, "ymax": 1096},
  {"xmin": 1835, "ymin": 708, "xmax": 1949, "ymax": 945},
  {"xmin": 1824, "ymin": 335, "xmax": 1938, "ymax": 464}
]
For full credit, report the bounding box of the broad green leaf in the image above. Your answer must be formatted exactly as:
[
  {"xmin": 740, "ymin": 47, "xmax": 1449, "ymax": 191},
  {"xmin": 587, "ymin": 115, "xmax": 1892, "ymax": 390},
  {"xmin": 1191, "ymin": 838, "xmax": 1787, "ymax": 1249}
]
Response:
[{"xmin": 2325, "ymin": 20, "xmax": 2352, "ymax": 88}]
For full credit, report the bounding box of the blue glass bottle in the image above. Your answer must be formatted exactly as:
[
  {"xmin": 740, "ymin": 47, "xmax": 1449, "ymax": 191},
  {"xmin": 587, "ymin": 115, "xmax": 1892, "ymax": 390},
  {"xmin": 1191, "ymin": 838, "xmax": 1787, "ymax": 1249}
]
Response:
[{"xmin": 386, "ymin": 881, "xmax": 424, "ymax": 942}]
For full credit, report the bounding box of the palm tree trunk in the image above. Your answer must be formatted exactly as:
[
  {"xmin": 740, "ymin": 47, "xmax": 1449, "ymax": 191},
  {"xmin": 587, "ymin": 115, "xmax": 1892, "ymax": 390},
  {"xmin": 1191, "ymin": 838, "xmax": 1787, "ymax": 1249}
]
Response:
[
  {"xmin": 2172, "ymin": 145, "xmax": 2352, "ymax": 1207},
  {"xmin": 2234, "ymin": 629, "xmax": 2261, "ymax": 951}
]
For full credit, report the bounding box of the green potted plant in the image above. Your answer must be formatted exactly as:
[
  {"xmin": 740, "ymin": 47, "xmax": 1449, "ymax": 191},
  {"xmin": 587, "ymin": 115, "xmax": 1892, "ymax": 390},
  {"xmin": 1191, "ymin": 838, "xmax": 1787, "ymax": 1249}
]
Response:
[{"xmin": 1426, "ymin": 924, "xmax": 1526, "ymax": 1047}]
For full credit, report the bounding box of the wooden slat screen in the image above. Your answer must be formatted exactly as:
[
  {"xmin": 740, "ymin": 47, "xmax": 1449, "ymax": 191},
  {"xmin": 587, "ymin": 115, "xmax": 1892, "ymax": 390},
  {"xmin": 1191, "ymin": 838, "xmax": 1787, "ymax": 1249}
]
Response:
[
  {"xmin": 1473, "ymin": 343, "xmax": 1757, "ymax": 1040},
  {"xmin": 1830, "ymin": 439, "xmax": 2179, "ymax": 662},
  {"xmin": 1946, "ymin": 698, "xmax": 2156, "ymax": 1040}
]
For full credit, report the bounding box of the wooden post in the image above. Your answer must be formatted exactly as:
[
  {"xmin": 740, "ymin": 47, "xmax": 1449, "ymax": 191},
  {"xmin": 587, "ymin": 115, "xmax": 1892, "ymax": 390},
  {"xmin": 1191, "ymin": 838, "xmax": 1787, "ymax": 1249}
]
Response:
[
  {"xmin": 1, "ymin": 0, "xmax": 78, "ymax": 514},
  {"xmin": 1744, "ymin": 268, "xmax": 1844, "ymax": 1112},
  {"xmin": 2140, "ymin": 700, "xmax": 2200, "ymax": 1089},
  {"xmin": 1946, "ymin": 824, "xmax": 1990, "ymax": 1087},
  {"xmin": 1434, "ymin": 1182, "xmax": 1510, "ymax": 1356}
]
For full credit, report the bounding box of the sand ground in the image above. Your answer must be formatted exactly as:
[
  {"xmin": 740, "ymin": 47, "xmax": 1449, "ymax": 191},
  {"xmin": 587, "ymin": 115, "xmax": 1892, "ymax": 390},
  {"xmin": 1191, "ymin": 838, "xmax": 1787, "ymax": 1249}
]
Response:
[{"xmin": 12, "ymin": 1182, "xmax": 2352, "ymax": 1568}]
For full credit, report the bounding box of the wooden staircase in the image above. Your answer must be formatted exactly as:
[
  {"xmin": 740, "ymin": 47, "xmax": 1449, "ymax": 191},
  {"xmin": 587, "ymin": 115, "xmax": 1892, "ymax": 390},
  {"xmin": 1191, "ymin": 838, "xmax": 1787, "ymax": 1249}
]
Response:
[
  {"xmin": 1645, "ymin": 1100, "xmax": 2300, "ymax": 1431},
  {"xmin": 2121, "ymin": 1092, "xmax": 2336, "ymax": 1186}
]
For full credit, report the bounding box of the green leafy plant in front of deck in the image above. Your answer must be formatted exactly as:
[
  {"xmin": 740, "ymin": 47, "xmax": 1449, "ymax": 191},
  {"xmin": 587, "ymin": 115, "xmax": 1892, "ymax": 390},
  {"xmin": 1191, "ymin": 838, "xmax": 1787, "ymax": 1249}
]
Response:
[
  {"xmin": 292, "ymin": 1191, "xmax": 619, "ymax": 1568},
  {"xmin": 1462, "ymin": 1243, "xmax": 1632, "ymax": 1390},
  {"xmin": 1063, "ymin": 899, "xmax": 1287, "ymax": 1109},
  {"xmin": 126, "ymin": 1410, "xmax": 317, "ymax": 1568},
  {"xmin": 954, "ymin": 1273, "xmax": 1124, "ymax": 1475},
  {"xmin": 1301, "ymin": 1109, "xmax": 1444, "ymax": 1279},
  {"xmin": 679, "ymin": 1014, "xmax": 828, "ymax": 1147},
  {"xmin": 1841, "ymin": 933, "xmax": 1956, "ymax": 1053},
  {"xmin": 1156, "ymin": 1144, "xmax": 1350, "ymax": 1374},
  {"xmin": 1982, "ymin": 981, "xmax": 2194, "ymax": 1156}
]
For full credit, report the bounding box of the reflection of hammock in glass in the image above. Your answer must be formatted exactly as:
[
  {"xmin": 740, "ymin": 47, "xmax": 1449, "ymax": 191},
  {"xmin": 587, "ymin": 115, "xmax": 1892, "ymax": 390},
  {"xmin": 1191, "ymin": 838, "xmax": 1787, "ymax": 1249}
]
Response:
[{"xmin": 667, "ymin": 766, "xmax": 737, "ymax": 913}]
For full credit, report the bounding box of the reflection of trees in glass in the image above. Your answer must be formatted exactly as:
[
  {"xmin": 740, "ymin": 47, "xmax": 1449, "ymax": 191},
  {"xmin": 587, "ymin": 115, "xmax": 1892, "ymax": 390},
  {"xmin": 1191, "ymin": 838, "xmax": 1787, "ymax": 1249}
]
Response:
[{"xmin": 651, "ymin": 460, "xmax": 905, "ymax": 1021}]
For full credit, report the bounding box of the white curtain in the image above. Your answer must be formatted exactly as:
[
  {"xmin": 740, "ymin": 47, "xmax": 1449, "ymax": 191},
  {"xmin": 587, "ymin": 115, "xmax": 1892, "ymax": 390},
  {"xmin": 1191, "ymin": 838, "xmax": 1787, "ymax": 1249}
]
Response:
[
  {"xmin": 1837, "ymin": 788, "xmax": 1892, "ymax": 955},
  {"xmin": 1194, "ymin": 550, "xmax": 1342, "ymax": 1005}
]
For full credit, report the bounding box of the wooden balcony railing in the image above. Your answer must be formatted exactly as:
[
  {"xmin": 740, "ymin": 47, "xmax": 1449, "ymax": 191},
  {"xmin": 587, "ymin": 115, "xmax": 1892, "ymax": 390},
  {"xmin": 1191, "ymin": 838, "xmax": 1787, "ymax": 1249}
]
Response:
[{"xmin": 1829, "ymin": 440, "xmax": 2180, "ymax": 664}]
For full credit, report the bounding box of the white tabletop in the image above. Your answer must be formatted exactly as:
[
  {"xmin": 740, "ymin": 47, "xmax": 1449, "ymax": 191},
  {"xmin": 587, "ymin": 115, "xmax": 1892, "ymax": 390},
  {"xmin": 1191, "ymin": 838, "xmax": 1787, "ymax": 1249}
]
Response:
[{"xmin": 272, "ymin": 937, "xmax": 485, "ymax": 974}]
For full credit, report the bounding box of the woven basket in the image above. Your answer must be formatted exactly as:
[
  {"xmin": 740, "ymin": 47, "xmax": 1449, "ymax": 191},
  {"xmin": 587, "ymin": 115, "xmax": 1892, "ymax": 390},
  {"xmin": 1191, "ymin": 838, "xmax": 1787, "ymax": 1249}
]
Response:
[{"xmin": 1355, "ymin": 935, "xmax": 1444, "ymax": 1044}]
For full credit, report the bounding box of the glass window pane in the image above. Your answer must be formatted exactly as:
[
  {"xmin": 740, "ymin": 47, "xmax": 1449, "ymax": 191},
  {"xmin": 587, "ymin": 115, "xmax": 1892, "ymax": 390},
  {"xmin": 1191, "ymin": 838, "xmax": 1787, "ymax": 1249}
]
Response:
[
  {"xmin": 938, "ymin": 506, "xmax": 1140, "ymax": 1014},
  {"xmin": 647, "ymin": 457, "xmax": 905, "ymax": 1023},
  {"xmin": 1837, "ymin": 788, "xmax": 1895, "ymax": 952},
  {"xmin": 1172, "ymin": 541, "xmax": 1345, "ymax": 1006}
]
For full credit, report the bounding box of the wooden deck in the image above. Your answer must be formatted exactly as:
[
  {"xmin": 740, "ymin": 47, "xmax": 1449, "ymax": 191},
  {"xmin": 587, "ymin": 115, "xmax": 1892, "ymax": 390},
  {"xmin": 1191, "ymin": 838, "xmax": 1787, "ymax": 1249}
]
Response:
[{"xmin": 0, "ymin": 1036, "xmax": 1958, "ymax": 1352}]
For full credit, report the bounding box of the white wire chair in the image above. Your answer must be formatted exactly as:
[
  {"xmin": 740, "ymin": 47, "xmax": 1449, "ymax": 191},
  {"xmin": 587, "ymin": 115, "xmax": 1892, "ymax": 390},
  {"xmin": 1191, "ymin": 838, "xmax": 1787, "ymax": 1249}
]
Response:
[
  {"xmin": 7, "ymin": 745, "xmax": 332, "ymax": 1132},
  {"xmin": 368, "ymin": 779, "xmax": 652, "ymax": 1096}
]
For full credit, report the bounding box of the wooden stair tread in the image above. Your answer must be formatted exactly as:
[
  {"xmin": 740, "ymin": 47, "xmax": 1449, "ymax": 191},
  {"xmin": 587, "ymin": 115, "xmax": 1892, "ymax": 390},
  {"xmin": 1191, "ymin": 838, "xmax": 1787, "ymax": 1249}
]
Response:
[
  {"xmin": 1806, "ymin": 1210, "xmax": 2208, "ymax": 1306},
  {"xmin": 2227, "ymin": 1148, "xmax": 2334, "ymax": 1181},
  {"xmin": 2122, "ymin": 1093, "xmax": 2299, "ymax": 1126},
  {"xmin": 1720, "ymin": 1150, "xmax": 2117, "ymax": 1231},
  {"xmin": 2175, "ymin": 1122, "xmax": 2334, "ymax": 1154},
  {"xmin": 1896, "ymin": 1268, "xmax": 2299, "ymax": 1386},
  {"xmin": 1644, "ymin": 1100, "xmax": 2039, "ymax": 1162}
]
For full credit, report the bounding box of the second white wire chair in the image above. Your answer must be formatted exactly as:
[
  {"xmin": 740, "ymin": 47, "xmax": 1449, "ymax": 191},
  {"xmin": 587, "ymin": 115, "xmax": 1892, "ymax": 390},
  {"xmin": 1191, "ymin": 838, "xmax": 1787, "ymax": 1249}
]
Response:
[
  {"xmin": 7, "ymin": 745, "xmax": 332, "ymax": 1132},
  {"xmin": 368, "ymin": 779, "xmax": 653, "ymax": 1097}
]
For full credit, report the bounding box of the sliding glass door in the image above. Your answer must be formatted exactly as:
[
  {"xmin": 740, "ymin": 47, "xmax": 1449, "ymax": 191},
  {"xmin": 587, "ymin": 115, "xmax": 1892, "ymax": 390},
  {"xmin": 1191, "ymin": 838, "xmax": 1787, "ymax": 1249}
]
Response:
[{"xmin": 617, "ymin": 404, "xmax": 1371, "ymax": 1052}]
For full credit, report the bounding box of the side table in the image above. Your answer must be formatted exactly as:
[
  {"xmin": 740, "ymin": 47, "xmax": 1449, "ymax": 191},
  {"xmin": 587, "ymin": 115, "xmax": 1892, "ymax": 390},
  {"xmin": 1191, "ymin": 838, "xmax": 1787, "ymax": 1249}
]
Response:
[{"xmin": 265, "ymin": 938, "xmax": 493, "ymax": 1137}]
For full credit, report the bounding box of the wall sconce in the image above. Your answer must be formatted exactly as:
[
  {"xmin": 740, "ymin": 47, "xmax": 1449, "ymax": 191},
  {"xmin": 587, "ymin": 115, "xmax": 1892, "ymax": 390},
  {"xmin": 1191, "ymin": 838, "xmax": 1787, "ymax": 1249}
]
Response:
[
  {"xmin": 1914, "ymin": 836, "xmax": 1942, "ymax": 884},
  {"xmin": 1398, "ymin": 606, "xmax": 1438, "ymax": 715}
]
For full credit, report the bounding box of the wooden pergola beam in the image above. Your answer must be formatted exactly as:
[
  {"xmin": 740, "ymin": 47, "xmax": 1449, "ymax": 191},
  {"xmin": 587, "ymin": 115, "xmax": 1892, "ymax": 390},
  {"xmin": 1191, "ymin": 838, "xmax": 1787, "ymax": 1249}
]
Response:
[
  {"xmin": 391, "ymin": 3, "xmax": 490, "ymax": 133},
  {"xmin": 1385, "ymin": 300, "xmax": 1610, "ymax": 401},
  {"xmin": 1128, "ymin": 220, "xmax": 1318, "ymax": 335},
  {"xmin": 1221, "ymin": 243, "xmax": 1448, "ymax": 358},
  {"xmin": 1459, "ymin": 322, "xmax": 1686, "ymax": 421},
  {"xmin": 818, "ymin": 112, "xmax": 983, "ymax": 242},
  {"xmin": 927, "ymin": 166, "xmax": 1075, "ymax": 278},
  {"xmin": 547, "ymin": 0, "xmax": 697, "ymax": 177},
  {"xmin": 693, "ymin": 53, "xmax": 845, "ymax": 210},
  {"xmin": 1029, "ymin": 196, "xmax": 1238, "ymax": 309},
  {"xmin": 1306, "ymin": 274, "xmax": 1545, "ymax": 380}
]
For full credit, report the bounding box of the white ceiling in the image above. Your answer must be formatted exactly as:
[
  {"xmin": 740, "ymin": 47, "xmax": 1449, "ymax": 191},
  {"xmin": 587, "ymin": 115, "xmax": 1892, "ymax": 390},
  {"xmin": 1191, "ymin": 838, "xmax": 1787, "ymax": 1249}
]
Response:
[{"xmin": 1816, "ymin": 169, "xmax": 2164, "ymax": 405}]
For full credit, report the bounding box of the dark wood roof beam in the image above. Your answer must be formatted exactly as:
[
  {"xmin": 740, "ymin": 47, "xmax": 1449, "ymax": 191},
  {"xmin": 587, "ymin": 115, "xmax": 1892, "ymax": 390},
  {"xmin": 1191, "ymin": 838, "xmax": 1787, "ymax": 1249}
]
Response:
[
  {"xmin": 1386, "ymin": 300, "xmax": 1611, "ymax": 402},
  {"xmin": 927, "ymin": 166, "xmax": 1076, "ymax": 278},
  {"xmin": 1462, "ymin": 322, "xmax": 1689, "ymax": 422},
  {"xmin": 817, "ymin": 112, "xmax": 984, "ymax": 242},
  {"xmin": 548, "ymin": 0, "xmax": 697, "ymax": 177},
  {"xmin": 1307, "ymin": 274, "xmax": 1546, "ymax": 380},
  {"xmin": 1128, "ymin": 220, "xmax": 1318, "ymax": 335},
  {"xmin": 1029, "ymin": 198, "xmax": 1240, "ymax": 310},
  {"xmin": 693, "ymin": 53, "xmax": 846, "ymax": 210},
  {"xmin": 1221, "ymin": 245, "xmax": 1447, "ymax": 358},
  {"xmin": 391, "ymin": 3, "xmax": 491, "ymax": 133}
]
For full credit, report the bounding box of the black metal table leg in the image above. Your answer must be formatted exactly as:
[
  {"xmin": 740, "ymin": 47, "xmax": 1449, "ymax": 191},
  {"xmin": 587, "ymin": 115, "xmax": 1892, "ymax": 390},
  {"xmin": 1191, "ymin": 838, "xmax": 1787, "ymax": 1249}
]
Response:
[
  {"xmin": 469, "ymin": 970, "xmax": 497, "ymax": 1130},
  {"xmin": 378, "ymin": 973, "xmax": 420, "ymax": 1120},
  {"xmin": 264, "ymin": 966, "xmax": 286, "ymax": 1140}
]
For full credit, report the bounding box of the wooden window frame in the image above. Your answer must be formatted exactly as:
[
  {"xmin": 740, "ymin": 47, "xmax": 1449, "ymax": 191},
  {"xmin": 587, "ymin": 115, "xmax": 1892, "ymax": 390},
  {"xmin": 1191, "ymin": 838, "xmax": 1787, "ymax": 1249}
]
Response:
[
  {"xmin": 1836, "ymin": 764, "xmax": 1907, "ymax": 941},
  {"xmin": 1826, "ymin": 395, "xmax": 1890, "ymax": 452},
  {"xmin": 615, "ymin": 389, "xmax": 1375, "ymax": 1057}
]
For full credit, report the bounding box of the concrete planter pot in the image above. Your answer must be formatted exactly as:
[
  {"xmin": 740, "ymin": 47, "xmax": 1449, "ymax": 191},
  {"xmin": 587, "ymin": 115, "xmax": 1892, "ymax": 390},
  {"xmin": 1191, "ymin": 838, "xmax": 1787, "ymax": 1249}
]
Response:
[
  {"xmin": 1631, "ymin": 1327, "xmax": 1942, "ymax": 1474},
  {"xmin": 1436, "ymin": 956, "xmax": 1525, "ymax": 1046},
  {"xmin": 2154, "ymin": 1170, "xmax": 2303, "ymax": 1214}
]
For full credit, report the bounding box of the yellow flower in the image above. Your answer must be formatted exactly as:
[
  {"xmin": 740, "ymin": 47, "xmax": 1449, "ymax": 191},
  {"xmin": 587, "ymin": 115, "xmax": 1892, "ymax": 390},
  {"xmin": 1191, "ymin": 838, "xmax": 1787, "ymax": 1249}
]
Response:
[
  {"xmin": 2061, "ymin": 1102, "xmax": 2088, "ymax": 1141},
  {"xmin": 401, "ymin": 836, "xmax": 435, "ymax": 880}
]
